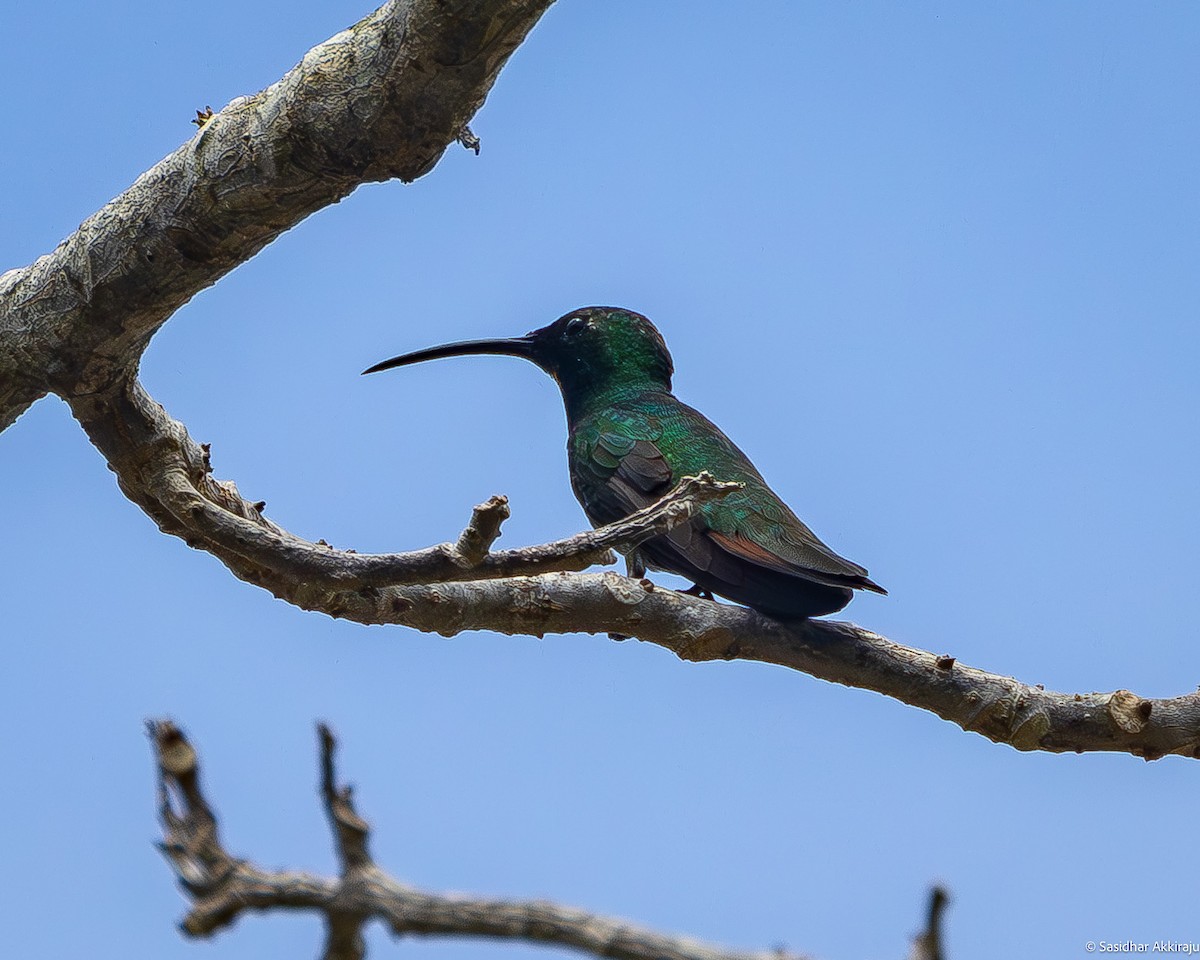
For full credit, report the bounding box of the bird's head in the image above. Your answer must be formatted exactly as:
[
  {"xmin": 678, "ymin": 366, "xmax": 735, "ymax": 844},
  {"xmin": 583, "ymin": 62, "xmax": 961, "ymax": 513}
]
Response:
[{"xmin": 363, "ymin": 306, "xmax": 675, "ymax": 412}]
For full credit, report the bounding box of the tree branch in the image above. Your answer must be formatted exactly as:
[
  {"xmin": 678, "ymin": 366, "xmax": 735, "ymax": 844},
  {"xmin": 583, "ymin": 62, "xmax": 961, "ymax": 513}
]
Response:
[
  {"xmin": 79, "ymin": 376, "xmax": 1200, "ymax": 761},
  {"xmin": 150, "ymin": 719, "xmax": 821, "ymax": 960},
  {"xmin": 0, "ymin": 0, "xmax": 555, "ymax": 429},
  {"xmin": 5, "ymin": 0, "xmax": 1192, "ymax": 763},
  {"xmin": 70, "ymin": 377, "xmax": 740, "ymax": 588},
  {"xmin": 908, "ymin": 887, "xmax": 949, "ymax": 960}
]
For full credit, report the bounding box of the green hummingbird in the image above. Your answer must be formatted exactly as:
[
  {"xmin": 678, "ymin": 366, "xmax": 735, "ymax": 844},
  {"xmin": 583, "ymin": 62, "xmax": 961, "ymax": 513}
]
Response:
[{"xmin": 364, "ymin": 307, "xmax": 885, "ymax": 619}]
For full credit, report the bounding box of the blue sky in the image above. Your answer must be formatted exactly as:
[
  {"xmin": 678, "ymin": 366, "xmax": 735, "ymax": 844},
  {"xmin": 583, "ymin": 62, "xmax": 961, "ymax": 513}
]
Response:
[{"xmin": 3, "ymin": 2, "xmax": 1199, "ymax": 958}]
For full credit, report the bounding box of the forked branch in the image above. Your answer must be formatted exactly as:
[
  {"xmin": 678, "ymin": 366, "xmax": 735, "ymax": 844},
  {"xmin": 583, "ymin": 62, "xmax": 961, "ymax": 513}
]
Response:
[{"xmin": 150, "ymin": 719, "xmax": 825, "ymax": 960}]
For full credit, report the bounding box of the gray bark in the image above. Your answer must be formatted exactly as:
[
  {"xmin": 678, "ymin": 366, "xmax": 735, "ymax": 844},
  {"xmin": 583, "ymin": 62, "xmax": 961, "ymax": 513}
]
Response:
[
  {"xmin": 68, "ymin": 374, "xmax": 1199, "ymax": 760},
  {"xmin": 154, "ymin": 719, "xmax": 945, "ymax": 960},
  {"xmin": 0, "ymin": 0, "xmax": 553, "ymax": 429}
]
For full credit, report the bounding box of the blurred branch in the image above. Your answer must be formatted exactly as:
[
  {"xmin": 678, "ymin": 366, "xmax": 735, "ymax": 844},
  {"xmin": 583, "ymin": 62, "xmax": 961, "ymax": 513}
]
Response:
[
  {"xmin": 150, "ymin": 719, "xmax": 818, "ymax": 960},
  {"xmin": 908, "ymin": 887, "xmax": 949, "ymax": 960}
]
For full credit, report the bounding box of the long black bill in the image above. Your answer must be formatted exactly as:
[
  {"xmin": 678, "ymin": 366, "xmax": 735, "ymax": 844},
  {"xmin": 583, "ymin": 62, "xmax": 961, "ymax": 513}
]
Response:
[{"xmin": 362, "ymin": 335, "xmax": 537, "ymax": 376}]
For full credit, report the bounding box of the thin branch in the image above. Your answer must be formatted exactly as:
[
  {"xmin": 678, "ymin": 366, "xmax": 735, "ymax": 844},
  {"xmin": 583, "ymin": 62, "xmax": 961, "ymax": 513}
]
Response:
[
  {"xmin": 70, "ymin": 377, "xmax": 741, "ymax": 588},
  {"xmin": 908, "ymin": 887, "xmax": 949, "ymax": 960},
  {"xmin": 320, "ymin": 723, "xmax": 372, "ymax": 871},
  {"xmin": 150, "ymin": 719, "xmax": 815, "ymax": 960}
]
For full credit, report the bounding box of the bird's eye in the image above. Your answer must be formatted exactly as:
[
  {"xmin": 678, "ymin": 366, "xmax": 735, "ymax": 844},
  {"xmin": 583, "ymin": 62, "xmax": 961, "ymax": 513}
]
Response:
[{"xmin": 565, "ymin": 317, "xmax": 586, "ymax": 336}]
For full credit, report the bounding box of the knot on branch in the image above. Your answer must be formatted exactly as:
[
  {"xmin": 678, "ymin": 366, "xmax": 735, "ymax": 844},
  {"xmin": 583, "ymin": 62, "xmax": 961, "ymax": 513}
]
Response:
[{"xmin": 1107, "ymin": 689, "xmax": 1153, "ymax": 735}]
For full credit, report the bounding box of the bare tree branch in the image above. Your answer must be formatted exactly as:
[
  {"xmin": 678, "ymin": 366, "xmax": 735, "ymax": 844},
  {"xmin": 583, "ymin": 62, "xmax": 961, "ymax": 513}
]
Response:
[
  {"xmin": 4, "ymin": 0, "xmax": 1192, "ymax": 764},
  {"xmin": 150, "ymin": 719, "xmax": 821, "ymax": 960},
  {"xmin": 77, "ymin": 377, "xmax": 1200, "ymax": 761},
  {"xmin": 70, "ymin": 377, "xmax": 741, "ymax": 588},
  {"xmin": 908, "ymin": 887, "xmax": 949, "ymax": 960},
  {"xmin": 0, "ymin": 0, "xmax": 556, "ymax": 430}
]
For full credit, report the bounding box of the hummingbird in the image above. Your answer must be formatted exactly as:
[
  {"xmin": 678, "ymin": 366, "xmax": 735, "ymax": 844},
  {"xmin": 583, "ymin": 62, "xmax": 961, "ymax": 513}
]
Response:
[{"xmin": 363, "ymin": 307, "xmax": 885, "ymax": 619}]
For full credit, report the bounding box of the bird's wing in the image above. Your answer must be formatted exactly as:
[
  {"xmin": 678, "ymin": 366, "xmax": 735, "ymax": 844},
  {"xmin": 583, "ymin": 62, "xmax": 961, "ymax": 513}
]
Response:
[
  {"xmin": 572, "ymin": 414, "xmax": 885, "ymax": 595},
  {"xmin": 572, "ymin": 413, "xmax": 675, "ymax": 524},
  {"xmin": 705, "ymin": 509, "xmax": 887, "ymax": 595}
]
